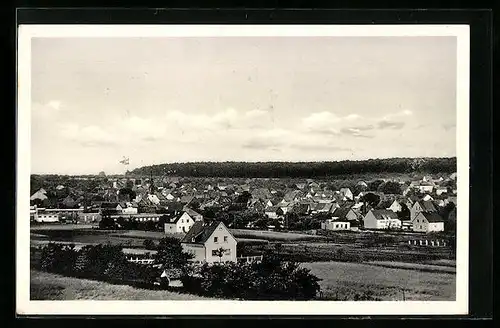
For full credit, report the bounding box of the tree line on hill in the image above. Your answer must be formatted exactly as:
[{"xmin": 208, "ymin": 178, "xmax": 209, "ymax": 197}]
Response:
[{"xmin": 129, "ymin": 158, "xmax": 456, "ymax": 178}]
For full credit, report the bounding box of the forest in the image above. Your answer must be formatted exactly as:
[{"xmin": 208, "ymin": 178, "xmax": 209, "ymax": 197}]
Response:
[{"xmin": 128, "ymin": 157, "xmax": 456, "ymax": 178}]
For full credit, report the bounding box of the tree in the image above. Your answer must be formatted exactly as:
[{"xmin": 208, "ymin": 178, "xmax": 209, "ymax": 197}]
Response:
[
  {"xmin": 368, "ymin": 180, "xmax": 384, "ymax": 191},
  {"xmin": 397, "ymin": 203, "xmax": 410, "ymax": 221},
  {"xmin": 154, "ymin": 237, "xmax": 194, "ymax": 269},
  {"xmin": 99, "ymin": 215, "xmax": 116, "ymax": 230},
  {"xmin": 379, "ymin": 181, "xmax": 402, "ymax": 195},
  {"xmin": 361, "ymin": 193, "xmax": 381, "ymax": 208},
  {"xmin": 213, "ymin": 247, "xmax": 227, "ymax": 263}
]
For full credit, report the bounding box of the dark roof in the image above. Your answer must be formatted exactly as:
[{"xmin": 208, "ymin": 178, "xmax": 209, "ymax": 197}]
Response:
[
  {"xmin": 421, "ymin": 200, "xmax": 437, "ymax": 212},
  {"xmin": 265, "ymin": 206, "xmax": 280, "ymax": 212},
  {"xmin": 421, "ymin": 212, "xmax": 444, "ymax": 223},
  {"xmin": 370, "ymin": 209, "xmax": 399, "ymax": 220},
  {"xmin": 101, "ymin": 202, "xmax": 119, "ymax": 208},
  {"xmin": 181, "ymin": 221, "xmax": 223, "ymax": 244},
  {"xmin": 332, "ymin": 207, "xmax": 352, "ymax": 219},
  {"xmin": 183, "ymin": 206, "xmax": 203, "ymax": 219}
]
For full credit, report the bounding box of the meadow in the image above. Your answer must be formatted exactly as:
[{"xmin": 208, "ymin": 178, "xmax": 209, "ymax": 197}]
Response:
[
  {"xmin": 30, "ymin": 270, "xmax": 208, "ymax": 300},
  {"xmin": 302, "ymin": 261, "xmax": 456, "ymax": 301}
]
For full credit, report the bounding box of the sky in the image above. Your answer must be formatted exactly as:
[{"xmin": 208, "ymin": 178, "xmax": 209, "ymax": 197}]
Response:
[{"xmin": 30, "ymin": 36, "xmax": 457, "ymax": 175}]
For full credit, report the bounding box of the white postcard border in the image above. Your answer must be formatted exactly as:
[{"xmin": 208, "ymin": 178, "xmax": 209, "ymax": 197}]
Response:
[{"xmin": 16, "ymin": 24, "xmax": 470, "ymax": 316}]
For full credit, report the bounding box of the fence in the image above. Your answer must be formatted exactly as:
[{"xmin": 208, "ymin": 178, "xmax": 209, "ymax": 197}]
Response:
[
  {"xmin": 126, "ymin": 256, "xmax": 155, "ymax": 265},
  {"xmin": 407, "ymin": 239, "xmax": 448, "ymax": 247},
  {"xmin": 237, "ymin": 255, "xmax": 264, "ymax": 263}
]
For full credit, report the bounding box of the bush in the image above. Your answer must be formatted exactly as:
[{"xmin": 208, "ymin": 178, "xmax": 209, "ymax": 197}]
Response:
[{"xmin": 182, "ymin": 252, "xmax": 321, "ymax": 300}]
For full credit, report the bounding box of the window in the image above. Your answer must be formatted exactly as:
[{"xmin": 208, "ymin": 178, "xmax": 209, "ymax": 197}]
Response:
[
  {"xmin": 212, "ymin": 250, "xmax": 218, "ymax": 256},
  {"xmin": 224, "ymin": 236, "xmax": 228, "ymax": 242},
  {"xmin": 214, "ymin": 237, "xmax": 218, "ymax": 242}
]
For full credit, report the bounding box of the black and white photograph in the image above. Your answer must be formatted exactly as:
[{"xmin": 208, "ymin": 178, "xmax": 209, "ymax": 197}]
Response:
[{"xmin": 17, "ymin": 24, "xmax": 470, "ymax": 315}]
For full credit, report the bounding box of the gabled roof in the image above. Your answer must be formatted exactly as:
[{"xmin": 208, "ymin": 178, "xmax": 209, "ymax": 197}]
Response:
[
  {"xmin": 332, "ymin": 207, "xmax": 353, "ymax": 219},
  {"xmin": 181, "ymin": 221, "xmax": 227, "ymax": 244},
  {"xmin": 420, "ymin": 200, "xmax": 437, "ymax": 212},
  {"xmin": 183, "ymin": 206, "xmax": 203, "ymax": 219},
  {"xmin": 421, "ymin": 212, "xmax": 444, "ymax": 223},
  {"xmin": 30, "ymin": 190, "xmax": 48, "ymax": 201},
  {"xmin": 369, "ymin": 209, "xmax": 399, "ymax": 221},
  {"xmin": 180, "ymin": 195, "xmax": 195, "ymax": 204},
  {"xmin": 265, "ymin": 206, "xmax": 280, "ymax": 212}
]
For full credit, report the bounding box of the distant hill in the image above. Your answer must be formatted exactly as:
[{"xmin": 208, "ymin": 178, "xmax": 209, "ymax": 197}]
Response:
[{"xmin": 128, "ymin": 157, "xmax": 456, "ymax": 178}]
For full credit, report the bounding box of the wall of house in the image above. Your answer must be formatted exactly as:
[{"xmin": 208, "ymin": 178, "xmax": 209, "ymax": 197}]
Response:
[
  {"xmin": 363, "ymin": 212, "xmax": 379, "ymax": 229},
  {"xmin": 78, "ymin": 213, "xmax": 101, "ymax": 223},
  {"xmin": 266, "ymin": 212, "xmax": 278, "ymax": 219},
  {"xmin": 122, "ymin": 207, "xmax": 138, "ymax": 214},
  {"xmin": 164, "ymin": 223, "xmax": 177, "ymax": 234},
  {"xmin": 427, "ymin": 222, "xmax": 445, "ymax": 232},
  {"xmin": 35, "ymin": 214, "xmax": 59, "ymax": 223},
  {"xmin": 204, "ymin": 225, "xmax": 237, "ymax": 263},
  {"xmin": 346, "ymin": 210, "xmax": 358, "ymax": 221},
  {"xmin": 323, "ymin": 221, "xmax": 350, "ymax": 231},
  {"xmin": 177, "ymin": 213, "xmax": 194, "ymax": 233},
  {"xmin": 412, "ymin": 214, "xmax": 428, "ymax": 232},
  {"xmin": 389, "ymin": 202, "xmax": 402, "ymax": 213},
  {"xmin": 410, "ymin": 203, "xmax": 422, "ymax": 221}
]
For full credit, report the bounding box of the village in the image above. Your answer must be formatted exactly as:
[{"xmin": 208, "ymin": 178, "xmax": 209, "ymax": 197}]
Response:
[{"xmin": 30, "ymin": 171, "xmax": 457, "ymax": 265}]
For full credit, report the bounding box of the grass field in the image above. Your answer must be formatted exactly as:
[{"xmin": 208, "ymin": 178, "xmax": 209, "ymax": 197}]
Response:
[
  {"xmin": 302, "ymin": 261, "xmax": 456, "ymax": 301},
  {"xmin": 30, "ymin": 270, "xmax": 208, "ymax": 300},
  {"xmin": 367, "ymin": 261, "xmax": 456, "ymax": 273},
  {"xmin": 230, "ymin": 229, "xmax": 326, "ymax": 241}
]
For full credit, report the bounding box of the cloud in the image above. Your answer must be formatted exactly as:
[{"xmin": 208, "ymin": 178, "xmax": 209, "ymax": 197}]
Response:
[
  {"xmin": 303, "ymin": 109, "xmax": 413, "ymax": 136},
  {"xmin": 302, "ymin": 111, "xmax": 342, "ymax": 134},
  {"xmin": 377, "ymin": 120, "xmax": 405, "ymax": 130},
  {"xmin": 121, "ymin": 116, "xmax": 166, "ymax": 141},
  {"xmin": 165, "ymin": 108, "xmax": 272, "ymax": 131},
  {"xmin": 381, "ymin": 109, "xmax": 413, "ymax": 121},
  {"xmin": 289, "ymin": 144, "xmax": 351, "ymax": 152},
  {"xmin": 241, "ymin": 128, "xmax": 289, "ymax": 149},
  {"xmin": 340, "ymin": 127, "xmax": 374, "ymax": 138},
  {"xmin": 59, "ymin": 123, "xmax": 118, "ymax": 147}
]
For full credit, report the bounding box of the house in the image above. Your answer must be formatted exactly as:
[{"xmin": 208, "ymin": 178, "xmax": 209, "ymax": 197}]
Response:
[
  {"xmin": 34, "ymin": 209, "xmax": 59, "ymax": 223},
  {"xmin": 410, "ymin": 200, "xmax": 437, "ymax": 221},
  {"xmin": 164, "ymin": 212, "xmax": 197, "ymax": 234},
  {"xmin": 283, "ymin": 190, "xmax": 301, "ymax": 202},
  {"xmin": 264, "ymin": 206, "xmax": 283, "ymax": 219},
  {"xmin": 363, "ymin": 209, "xmax": 402, "ymax": 230},
  {"xmin": 183, "ymin": 206, "xmax": 204, "ymax": 221},
  {"xmin": 339, "ymin": 188, "xmax": 354, "ymax": 201},
  {"xmin": 310, "ymin": 203, "xmax": 335, "ymax": 214},
  {"xmin": 387, "ymin": 200, "xmax": 402, "ymax": 213},
  {"xmin": 435, "ymin": 187, "xmax": 448, "ymax": 196},
  {"xmin": 321, "ymin": 219, "xmax": 351, "ymax": 231},
  {"xmin": 422, "ymin": 194, "xmax": 434, "ymax": 201},
  {"xmin": 180, "ymin": 195, "xmax": 195, "ymax": 205},
  {"xmin": 292, "ymin": 203, "xmax": 311, "ymax": 215},
  {"xmin": 181, "ymin": 221, "xmax": 237, "ymax": 263},
  {"xmin": 445, "ymin": 196, "xmax": 457, "ymax": 206},
  {"xmin": 417, "ymin": 182, "xmax": 434, "ymax": 194},
  {"xmin": 30, "ymin": 189, "xmax": 48, "ymax": 201},
  {"xmin": 331, "ymin": 207, "xmax": 359, "ymax": 221},
  {"xmin": 55, "ymin": 185, "xmax": 65, "ymax": 191},
  {"xmin": 100, "ymin": 202, "xmax": 122, "ymax": 214},
  {"xmin": 295, "ymin": 183, "xmax": 306, "ymax": 190},
  {"xmin": 120, "ymin": 202, "xmax": 138, "ymax": 214},
  {"xmin": 412, "ymin": 212, "xmax": 445, "ymax": 233}
]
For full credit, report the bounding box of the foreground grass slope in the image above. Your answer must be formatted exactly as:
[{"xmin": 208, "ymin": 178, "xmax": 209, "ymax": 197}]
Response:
[
  {"xmin": 30, "ymin": 270, "xmax": 209, "ymax": 300},
  {"xmin": 303, "ymin": 261, "xmax": 456, "ymax": 301}
]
